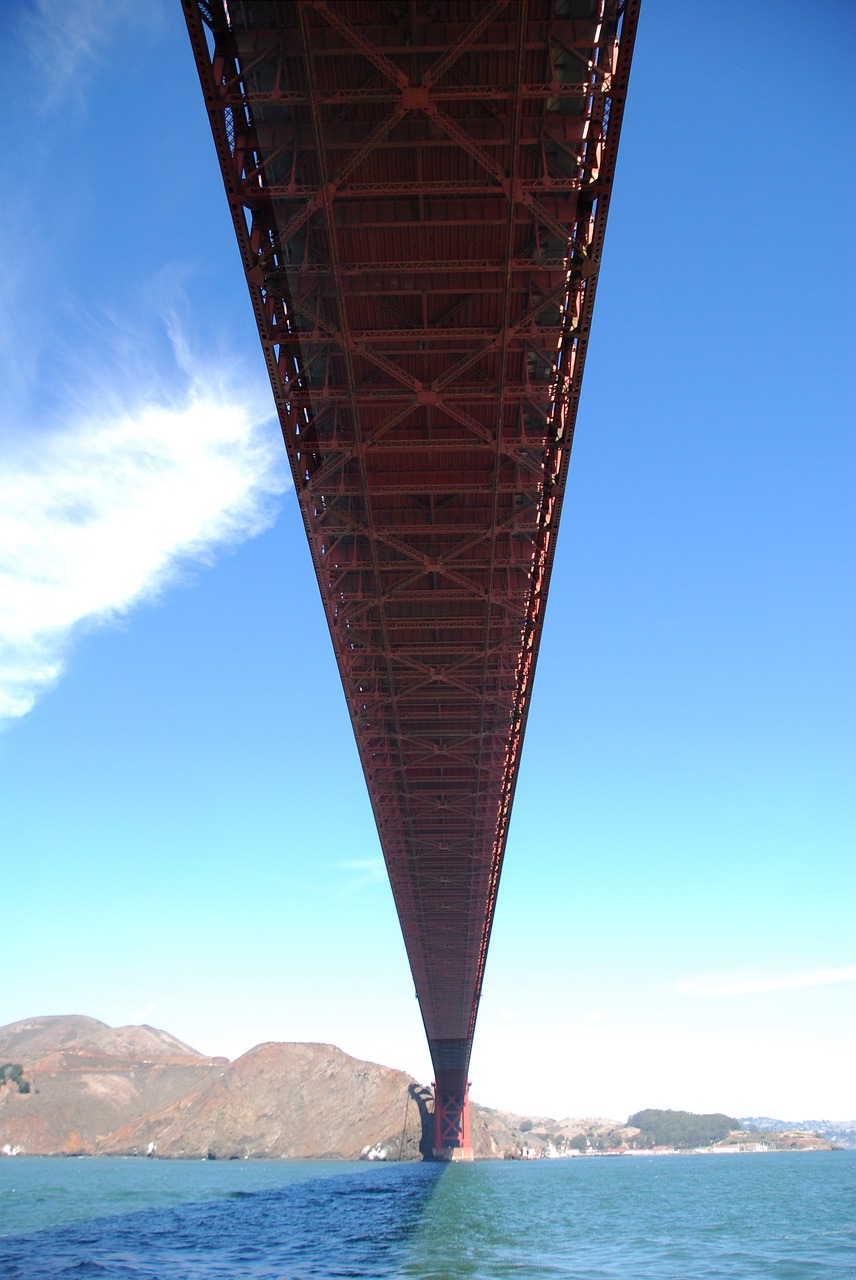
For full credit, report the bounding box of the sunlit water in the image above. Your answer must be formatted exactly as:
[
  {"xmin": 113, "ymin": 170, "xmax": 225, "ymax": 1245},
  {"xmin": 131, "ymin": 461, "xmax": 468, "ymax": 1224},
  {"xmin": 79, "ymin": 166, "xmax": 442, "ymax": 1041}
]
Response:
[{"xmin": 1, "ymin": 1151, "xmax": 853, "ymax": 1278}]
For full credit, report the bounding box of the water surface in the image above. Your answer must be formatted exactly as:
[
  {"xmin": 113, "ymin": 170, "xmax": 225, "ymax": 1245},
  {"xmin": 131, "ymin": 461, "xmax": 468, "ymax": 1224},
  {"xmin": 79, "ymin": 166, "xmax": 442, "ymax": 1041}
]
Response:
[{"xmin": 1, "ymin": 1151, "xmax": 853, "ymax": 1278}]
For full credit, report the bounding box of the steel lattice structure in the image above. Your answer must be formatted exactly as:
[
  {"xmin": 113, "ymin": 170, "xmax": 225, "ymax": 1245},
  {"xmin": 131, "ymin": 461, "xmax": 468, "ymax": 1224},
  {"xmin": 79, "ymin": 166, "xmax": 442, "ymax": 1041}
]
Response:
[{"xmin": 184, "ymin": 0, "xmax": 638, "ymax": 1156}]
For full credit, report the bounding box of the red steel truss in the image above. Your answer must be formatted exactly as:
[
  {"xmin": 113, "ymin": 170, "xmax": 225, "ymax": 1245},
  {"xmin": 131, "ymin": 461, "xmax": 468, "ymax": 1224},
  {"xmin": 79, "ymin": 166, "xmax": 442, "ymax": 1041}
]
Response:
[{"xmin": 184, "ymin": 0, "xmax": 637, "ymax": 1154}]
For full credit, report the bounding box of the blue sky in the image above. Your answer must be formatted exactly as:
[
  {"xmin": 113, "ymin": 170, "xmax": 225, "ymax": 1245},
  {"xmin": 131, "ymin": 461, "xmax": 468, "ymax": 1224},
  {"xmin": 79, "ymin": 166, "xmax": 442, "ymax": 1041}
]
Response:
[{"xmin": 1, "ymin": 0, "xmax": 853, "ymax": 1123}]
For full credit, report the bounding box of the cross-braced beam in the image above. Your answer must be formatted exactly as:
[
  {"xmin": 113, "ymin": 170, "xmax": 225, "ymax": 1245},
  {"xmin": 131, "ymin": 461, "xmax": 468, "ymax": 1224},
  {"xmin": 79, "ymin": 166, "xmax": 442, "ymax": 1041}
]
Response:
[{"xmin": 184, "ymin": 0, "xmax": 638, "ymax": 1157}]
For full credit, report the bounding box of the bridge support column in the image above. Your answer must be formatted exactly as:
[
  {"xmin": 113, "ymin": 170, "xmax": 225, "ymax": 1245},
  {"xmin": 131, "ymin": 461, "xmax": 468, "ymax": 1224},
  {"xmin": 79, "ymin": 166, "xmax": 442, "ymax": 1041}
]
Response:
[{"xmin": 432, "ymin": 1071, "xmax": 473, "ymax": 1161}]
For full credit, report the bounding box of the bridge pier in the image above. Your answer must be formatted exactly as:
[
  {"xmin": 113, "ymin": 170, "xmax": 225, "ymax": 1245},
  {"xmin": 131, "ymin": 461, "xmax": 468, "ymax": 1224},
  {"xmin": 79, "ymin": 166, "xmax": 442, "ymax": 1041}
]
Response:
[{"xmin": 432, "ymin": 1071, "xmax": 473, "ymax": 1161}]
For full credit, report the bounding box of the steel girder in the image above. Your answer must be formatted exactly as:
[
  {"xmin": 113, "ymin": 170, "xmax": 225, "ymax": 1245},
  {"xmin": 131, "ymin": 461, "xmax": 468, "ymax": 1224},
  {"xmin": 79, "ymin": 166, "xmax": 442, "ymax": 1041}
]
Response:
[{"xmin": 184, "ymin": 0, "xmax": 638, "ymax": 1088}]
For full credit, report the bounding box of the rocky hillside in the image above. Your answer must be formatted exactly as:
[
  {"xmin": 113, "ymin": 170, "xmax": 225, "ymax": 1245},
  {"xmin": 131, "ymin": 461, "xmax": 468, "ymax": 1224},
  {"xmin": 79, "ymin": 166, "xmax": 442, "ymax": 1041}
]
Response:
[
  {"xmin": 0, "ymin": 1015, "xmax": 204, "ymax": 1064},
  {"xmin": 740, "ymin": 1116, "xmax": 856, "ymax": 1150},
  {"xmin": 0, "ymin": 1016, "xmax": 228, "ymax": 1157},
  {"xmin": 99, "ymin": 1041, "xmax": 431, "ymax": 1161}
]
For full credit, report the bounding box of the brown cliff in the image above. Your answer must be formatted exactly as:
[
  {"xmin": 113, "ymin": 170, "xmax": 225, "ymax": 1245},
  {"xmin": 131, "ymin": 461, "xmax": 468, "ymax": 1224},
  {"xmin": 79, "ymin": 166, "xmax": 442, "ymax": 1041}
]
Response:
[
  {"xmin": 99, "ymin": 1041, "xmax": 430, "ymax": 1160},
  {"xmin": 0, "ymin": 1016, "xmax": 227, "ymax": 1156},
  {"xmin": 0, "ymin": 1016, "xmax": 436, "ymax": 1160}
]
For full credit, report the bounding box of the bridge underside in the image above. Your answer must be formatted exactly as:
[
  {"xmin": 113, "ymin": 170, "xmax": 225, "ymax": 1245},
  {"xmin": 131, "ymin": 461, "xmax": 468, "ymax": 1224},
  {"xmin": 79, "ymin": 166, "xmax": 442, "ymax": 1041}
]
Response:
[{"xmin": 185, "ymin": 0, "xmax": 637, "ymax": 1156}]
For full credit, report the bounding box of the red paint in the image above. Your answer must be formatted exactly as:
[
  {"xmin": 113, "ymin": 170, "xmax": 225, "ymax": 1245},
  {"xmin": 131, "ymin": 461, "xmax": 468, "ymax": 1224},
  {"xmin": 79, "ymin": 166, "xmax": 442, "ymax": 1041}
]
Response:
[{"xmin": 184, "ymin": 0, "xmax": 638, "ymax": 1098}]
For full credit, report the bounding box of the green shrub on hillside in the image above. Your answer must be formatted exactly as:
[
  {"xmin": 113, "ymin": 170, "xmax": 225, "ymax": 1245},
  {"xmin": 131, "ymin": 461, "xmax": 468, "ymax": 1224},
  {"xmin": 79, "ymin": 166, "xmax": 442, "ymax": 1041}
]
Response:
[
  {"xmin": 627, "ymin": 1108, "xmax": 738, "ymax": 1148},
  {"xmin": 0, "ymin": 1062, "xmax": 30, "ymax": 1093}
]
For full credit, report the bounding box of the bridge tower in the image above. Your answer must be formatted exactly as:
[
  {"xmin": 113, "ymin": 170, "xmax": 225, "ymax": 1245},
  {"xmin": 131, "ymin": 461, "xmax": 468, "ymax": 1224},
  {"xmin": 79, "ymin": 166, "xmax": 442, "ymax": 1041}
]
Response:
[{"xmin": 184, "ymin": 0, "xmax": 638, "ymax": 1158}]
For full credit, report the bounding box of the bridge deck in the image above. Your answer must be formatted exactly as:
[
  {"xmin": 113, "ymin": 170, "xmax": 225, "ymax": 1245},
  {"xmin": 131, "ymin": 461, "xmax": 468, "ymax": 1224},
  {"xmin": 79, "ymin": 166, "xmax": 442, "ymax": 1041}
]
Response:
[{"xmin": 184, "ymin": 0, "xmax": 638, "ymax": 1129}]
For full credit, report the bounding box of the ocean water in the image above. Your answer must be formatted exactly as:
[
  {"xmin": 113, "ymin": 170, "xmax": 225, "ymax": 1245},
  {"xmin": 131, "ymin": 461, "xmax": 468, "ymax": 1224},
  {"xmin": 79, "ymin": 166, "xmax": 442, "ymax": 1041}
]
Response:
[{"xmin": 0, "ymin": 1151, "xmax": 853, "ymax": 1278}]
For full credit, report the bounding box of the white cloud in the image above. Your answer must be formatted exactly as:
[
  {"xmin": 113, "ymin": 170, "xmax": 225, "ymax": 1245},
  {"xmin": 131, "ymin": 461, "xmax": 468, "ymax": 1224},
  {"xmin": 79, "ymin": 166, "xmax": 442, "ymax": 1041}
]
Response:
[
  {"xmin": 20, "ymin": 0, "xmax": 139, "ymax": 111},
  {"xmin": 336, "ymin": 859, "xmax": 388, "ymax": 893},
  {"xmin": 0, "ymin": 335, "xmax": 287, "ymax": 724},
  {"xmin": 674, "ymin": 965, "xmax": 856, "ymax": 998},
  {"xmin": 129, "ymin": 1002, "xmax": 158, "ymax": 1025}
]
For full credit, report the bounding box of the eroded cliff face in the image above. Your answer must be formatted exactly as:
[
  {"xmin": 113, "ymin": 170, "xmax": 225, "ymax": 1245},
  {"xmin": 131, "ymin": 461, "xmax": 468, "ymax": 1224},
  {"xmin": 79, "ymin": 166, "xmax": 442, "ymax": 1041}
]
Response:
[
  {"xmin": 0, "ymin": 1016, "xmax": 228, "ymax": 1157},
  {"xmin": 0, "ymin": 1017, "xmax": 436, "ymax": 1160},
  {"xmin": 99, "ymin": 1041, "xmax": 432, "ymax": 1161}
]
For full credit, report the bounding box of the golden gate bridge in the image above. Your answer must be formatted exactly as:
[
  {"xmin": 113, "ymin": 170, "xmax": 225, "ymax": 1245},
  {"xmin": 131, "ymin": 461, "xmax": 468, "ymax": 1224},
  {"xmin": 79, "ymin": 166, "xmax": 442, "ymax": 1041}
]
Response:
[{"xmin": 183, "ymin": 0, "xmax": 638, "ymax": 1159}]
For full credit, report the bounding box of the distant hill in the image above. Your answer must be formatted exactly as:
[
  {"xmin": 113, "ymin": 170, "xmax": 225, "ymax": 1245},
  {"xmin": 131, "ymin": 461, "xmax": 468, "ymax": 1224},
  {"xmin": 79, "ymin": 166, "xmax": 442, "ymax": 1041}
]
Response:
[
  {"xmin": 0, "ymin": 1016, "xmax": 839, "ymax": 1159},
  {"xmin": 0, "ymin": 1016, "xmax": 228, "ymax": 1159},
  {"xmin": 740, "ymin": 1116, "xmax": 856, "ymax": 1150},
  {"xmin": 0, "ymin": 1015, "xmax": 202, "ymax": 1063},
  {"xmin": 628, "ymin": 1109, "xmax": 737, "ymax": 1148}
]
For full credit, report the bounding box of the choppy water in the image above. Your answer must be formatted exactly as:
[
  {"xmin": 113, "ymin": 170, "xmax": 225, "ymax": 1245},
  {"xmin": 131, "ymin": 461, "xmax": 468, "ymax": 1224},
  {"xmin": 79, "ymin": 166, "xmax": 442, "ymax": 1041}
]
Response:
[{"xmin": 0, "ymin": 1151, "xmax": 853, "ymax": 1278}]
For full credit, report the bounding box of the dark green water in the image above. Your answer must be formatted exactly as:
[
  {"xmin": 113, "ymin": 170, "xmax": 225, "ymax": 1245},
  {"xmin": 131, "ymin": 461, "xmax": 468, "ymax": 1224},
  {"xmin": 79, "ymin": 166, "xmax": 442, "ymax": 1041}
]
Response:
[{"xmin": 1, "ymin": 1151, "xmax": 853, "ymax": 1277}]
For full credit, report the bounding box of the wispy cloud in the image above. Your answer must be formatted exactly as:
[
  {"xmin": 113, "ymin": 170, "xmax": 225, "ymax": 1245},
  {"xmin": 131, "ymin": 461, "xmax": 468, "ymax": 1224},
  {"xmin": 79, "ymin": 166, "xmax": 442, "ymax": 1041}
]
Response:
[
  {"xmin": 19, "ymin": 0, "xmax": 138, "ymax": 111},
  {"xmin": 0, "ymin": 321, "xmax": 287, "ymax": 725},
  {"xmin": 129, "ymin": 1002, "xmax": 158, "ymax": 1025},
  {"xmin": 336, "ymin": 858, "xmax": 388, "ymax": 893},
  {"xmin": 675, "ymin": 965, "xmax": 856, "ymax": 998}
]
